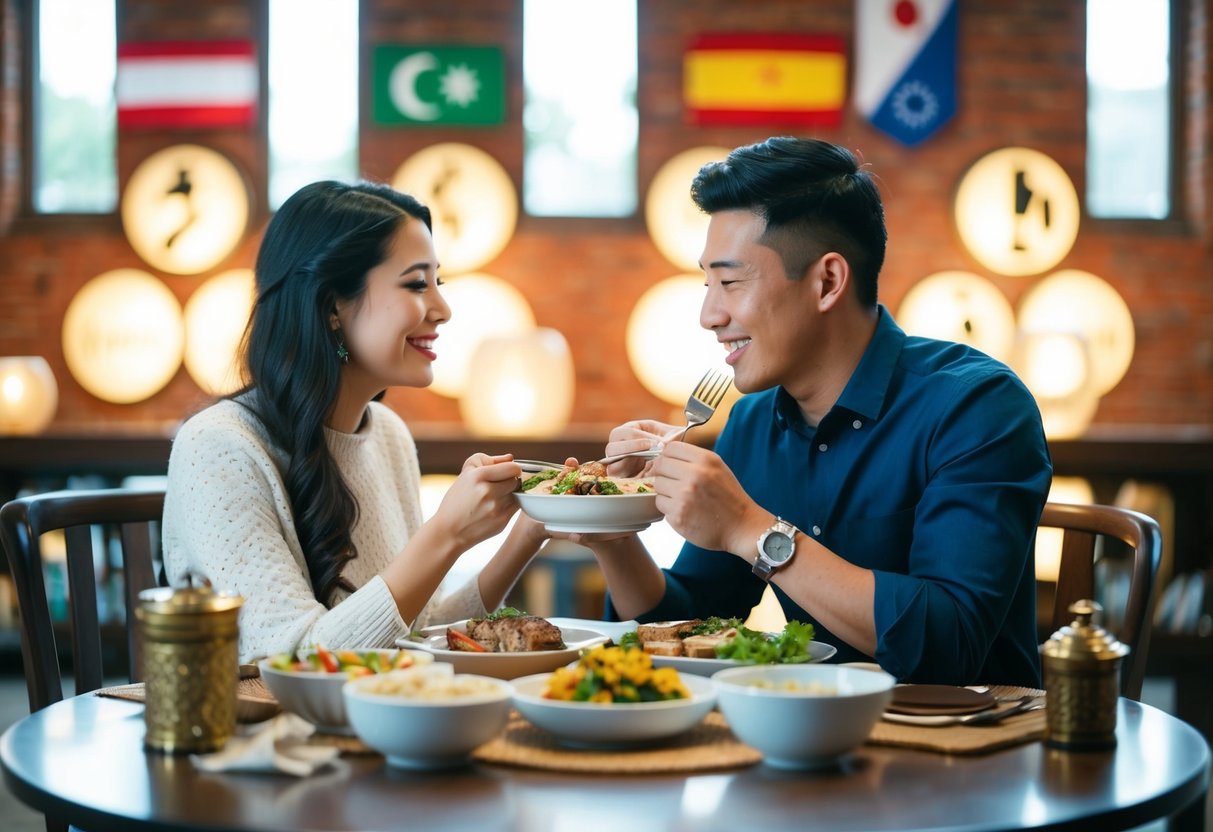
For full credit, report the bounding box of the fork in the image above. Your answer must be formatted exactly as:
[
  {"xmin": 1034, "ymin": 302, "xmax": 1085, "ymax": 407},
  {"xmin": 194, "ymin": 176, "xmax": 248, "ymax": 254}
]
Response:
[{"xmin": 597, "ymin": 368, "xmax": 732, "ymax": 465}]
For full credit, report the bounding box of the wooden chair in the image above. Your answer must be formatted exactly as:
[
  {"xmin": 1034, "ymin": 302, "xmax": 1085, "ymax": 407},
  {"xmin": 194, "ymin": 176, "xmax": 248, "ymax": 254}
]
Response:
[
  {"xmin": 0, "ymin": 488, "xmax": 165, "ymax": 715},
  {"xmin": 1039, "ymin": 501, "xmax": 1162, "ymax": 701}
]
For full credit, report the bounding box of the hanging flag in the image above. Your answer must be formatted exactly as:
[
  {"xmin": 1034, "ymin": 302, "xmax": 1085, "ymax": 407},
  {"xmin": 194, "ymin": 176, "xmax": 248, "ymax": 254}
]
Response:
[
  {"xmin": 373, "ymin": 46, "xmax": 505, "ymax": 126},
  {"xmin": 855, "ymin": 0, "xmax": 958, "ymax": 146},
  {"xmin": 116, "ymin": 41, "xmax": 258, "ymax": 130},
  {"xmin": 683, "ymin": 33, "xmax": 846, "ymax": 127}
]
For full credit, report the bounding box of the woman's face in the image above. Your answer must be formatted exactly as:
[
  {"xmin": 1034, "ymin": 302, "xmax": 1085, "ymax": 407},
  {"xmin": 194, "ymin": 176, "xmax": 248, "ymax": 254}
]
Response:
[{"xmin": 335, "ymin": 218, "xmax": 450, "ymax": 396}]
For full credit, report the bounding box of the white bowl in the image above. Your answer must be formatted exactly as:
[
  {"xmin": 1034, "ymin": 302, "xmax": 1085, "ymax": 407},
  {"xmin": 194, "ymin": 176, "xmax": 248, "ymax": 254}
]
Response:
[
  {"xmin": 258, "ymin": 648, "xmax": 434, "ymax": 735},
  {"xmin": 712, "ymin": 664, "xmax": 896, "ymax": 769},
  {"xmin": 511, "ymin": 672, "xmax": 717, "ymax": 747},
  {"xmin": 515, "ymin": 491, "xmax": 662, "ymax": 533},
  {"xmin": 343, "ymin": 666, "xmax": 512, "ymax": 769},
  {"xmin": 400, "ymin": 621, "xmax": 609, "ymax": 680}
]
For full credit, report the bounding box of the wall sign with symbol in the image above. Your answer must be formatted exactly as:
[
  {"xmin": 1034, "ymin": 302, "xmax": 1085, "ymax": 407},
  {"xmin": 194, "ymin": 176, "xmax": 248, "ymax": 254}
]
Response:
[
  {"xmin": 121, "ymin": 144, "xmax": 251, "ymax": 275},
  {"xmin": 953, "ymin": 147, "xmax": 1079, "ymax": 277}
]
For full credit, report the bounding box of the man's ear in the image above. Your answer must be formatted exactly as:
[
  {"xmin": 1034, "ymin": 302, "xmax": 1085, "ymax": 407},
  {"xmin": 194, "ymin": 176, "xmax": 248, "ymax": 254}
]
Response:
[{"xmin": 816, "ymin": 252, "xmax": 850, "ymax": 312}]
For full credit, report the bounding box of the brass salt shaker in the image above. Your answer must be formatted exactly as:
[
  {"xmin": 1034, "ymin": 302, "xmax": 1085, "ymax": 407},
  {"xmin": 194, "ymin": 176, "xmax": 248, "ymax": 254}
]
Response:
[
  {"xmin": 1040, "ymin": 599, "xmax": 1128, "ymax": 751},
  {"xmin": 136, "ymin": 575, "xmax": 243, "ymax": 753}
]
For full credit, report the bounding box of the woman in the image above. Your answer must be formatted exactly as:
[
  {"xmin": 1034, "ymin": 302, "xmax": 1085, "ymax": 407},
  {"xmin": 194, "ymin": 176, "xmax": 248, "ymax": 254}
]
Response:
[{"xmin": 162, "ymin": 180, "xmax": 547, "ymax": 663}]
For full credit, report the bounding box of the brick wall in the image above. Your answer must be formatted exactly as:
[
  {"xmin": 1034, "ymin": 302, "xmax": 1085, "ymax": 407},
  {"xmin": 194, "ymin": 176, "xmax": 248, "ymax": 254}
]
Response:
[{"xmin": 1, "ymin": 0, "xmax": 1210, "ymax": 435}]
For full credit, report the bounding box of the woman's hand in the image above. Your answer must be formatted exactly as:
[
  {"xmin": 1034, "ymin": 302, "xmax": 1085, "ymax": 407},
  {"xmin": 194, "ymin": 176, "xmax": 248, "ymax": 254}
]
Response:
[{"xmin": 431, "ymin": 453, "xmax": 523, "ymax": 550}]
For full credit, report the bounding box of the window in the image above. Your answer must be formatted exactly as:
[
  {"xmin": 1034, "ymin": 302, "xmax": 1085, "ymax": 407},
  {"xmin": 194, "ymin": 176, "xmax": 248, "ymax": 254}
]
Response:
[
  {"xmin": 1086, "ymin": 0, "xmax": 1172, "ymax": 219},
  {"xmin": 34, "ymin": 0, "xmax": 117, "ymax": 213},
  {"xmin": 267, "ymin": 0, "xmax": 360, "ymax": 209},
  {"xmin": 522, "ymin": 0, "xmax": 638, "ymax": 217}
]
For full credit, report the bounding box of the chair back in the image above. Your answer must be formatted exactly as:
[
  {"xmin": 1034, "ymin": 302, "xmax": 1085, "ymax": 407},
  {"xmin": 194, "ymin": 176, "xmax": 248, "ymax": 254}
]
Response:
[
  {"xmin": 1038, "ymin": 501, "xmax": 1162, "ymax": 701},
  {"xmin": 0, "ymin": 488, "xmax": 165, "ymax": 714}
]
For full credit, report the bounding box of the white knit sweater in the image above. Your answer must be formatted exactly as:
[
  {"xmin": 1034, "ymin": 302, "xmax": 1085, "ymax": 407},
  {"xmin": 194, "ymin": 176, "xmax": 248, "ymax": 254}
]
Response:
[{"xmin": 162, "ymin": 397, "xmax": 486, "ymax": 663}]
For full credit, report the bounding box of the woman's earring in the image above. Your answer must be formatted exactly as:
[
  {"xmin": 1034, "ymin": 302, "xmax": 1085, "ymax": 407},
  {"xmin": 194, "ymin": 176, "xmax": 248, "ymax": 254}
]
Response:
[{"xmin": 336, "ymin": 338, "xmax": 350, "ymax": 364}]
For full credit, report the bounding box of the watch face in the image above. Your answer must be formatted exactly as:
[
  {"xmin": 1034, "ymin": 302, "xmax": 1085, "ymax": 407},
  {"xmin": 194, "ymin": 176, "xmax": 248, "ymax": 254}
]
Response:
[{"xmin": 762, "ymin": 532, "xmax": 795, "ymax": 564}]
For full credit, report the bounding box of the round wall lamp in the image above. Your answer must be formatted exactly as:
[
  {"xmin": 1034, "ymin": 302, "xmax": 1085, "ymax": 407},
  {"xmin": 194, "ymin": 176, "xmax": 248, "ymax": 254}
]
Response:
[
  {"xmin": 121, "ymin": 144, "xmax": 250, "ymax": 275},
  {"xmin": 645, "ymin": 146, "xmax": 730, "ymax": 271},
  {"xmin": 391, "ymin": 143, "xmax": 517, "ymax": 275},
  {"xmin": 183, "ymin": 268, "xmax": 255, "ymax": 395},
  {"xmin": 0, "ymin": 356, "xmax": 58, "ymax": 434},
  {"xmin": 895, "ymin": 270, "xmax": 1017, "ymax": 362},
  {"xmin": 954, "ymin": 147, "xmax": 1079, "ymax": 277},
  {"xmin": 429, "ymin": 272, "xmax": 535, "ymax": 399},
  {"xmin": 460, "ymin": 328, "xmax": 575, "ymax": 438},
  {"xmin": 1010, "ymin": 330, "xmax": 1101, "ymax": 439},
  {"xmin": 62, "ymin": 269, "xmax": 185, "ymax": 404},
  {"xmin": 626, "ymin": 274, "xmax": 722, "ymax": 406},
  {"xmin": 1017, "ymin": 269, "xmax": 1135, "ymax": 396}
]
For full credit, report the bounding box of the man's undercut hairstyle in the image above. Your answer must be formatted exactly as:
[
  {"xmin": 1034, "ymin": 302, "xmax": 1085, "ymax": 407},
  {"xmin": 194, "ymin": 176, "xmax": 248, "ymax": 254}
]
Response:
[{"xmin": 690, "ymin": 137, "xmax": 887, "ymax": 308}]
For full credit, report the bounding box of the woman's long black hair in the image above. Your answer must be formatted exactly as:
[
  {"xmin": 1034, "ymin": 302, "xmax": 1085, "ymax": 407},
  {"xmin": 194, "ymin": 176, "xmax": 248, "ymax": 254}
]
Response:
[{"xmin": 237, "ymin": 181, "xmax": 432, "ymax": 606}]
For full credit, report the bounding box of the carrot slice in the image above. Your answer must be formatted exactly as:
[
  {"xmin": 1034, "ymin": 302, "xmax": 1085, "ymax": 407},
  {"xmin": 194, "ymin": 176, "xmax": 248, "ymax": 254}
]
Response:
[{"xmin": 447, "ymin": 629, "xmax": 489, "ymax": 652}]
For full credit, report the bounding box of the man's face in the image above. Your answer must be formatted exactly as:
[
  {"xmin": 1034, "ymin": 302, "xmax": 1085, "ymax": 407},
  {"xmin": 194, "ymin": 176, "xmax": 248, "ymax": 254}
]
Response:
[{"xmin": 698, "ymin": 210, "xmax": 821, "ymax": 394}]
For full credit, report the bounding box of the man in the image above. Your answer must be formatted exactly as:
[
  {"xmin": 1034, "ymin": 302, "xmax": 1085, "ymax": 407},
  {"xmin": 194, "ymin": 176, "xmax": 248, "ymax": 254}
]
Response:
[{"xmin": 579, "ymin": 137, "xmax": 1052, "ymax": 686}]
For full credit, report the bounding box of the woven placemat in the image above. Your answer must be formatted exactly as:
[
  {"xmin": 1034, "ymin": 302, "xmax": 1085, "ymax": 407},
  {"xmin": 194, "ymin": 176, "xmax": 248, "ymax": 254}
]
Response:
[
  {"xmin": 95, "ymin": 678, "xmax": 282, "ymax": 724},
  {"xmin": 471, "ymin": 710, "xmax": 761, "ymax": 773},
  {"xmin": 866, "ymin": 685, "xmax": 1046, "ymax": 755}
]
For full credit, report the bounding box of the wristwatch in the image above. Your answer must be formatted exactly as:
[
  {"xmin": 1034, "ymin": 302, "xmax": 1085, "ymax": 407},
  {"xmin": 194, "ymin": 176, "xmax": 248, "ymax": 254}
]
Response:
[{"xmin": 753, "ymin": 517, "xmax": 799, "ymax": 582}]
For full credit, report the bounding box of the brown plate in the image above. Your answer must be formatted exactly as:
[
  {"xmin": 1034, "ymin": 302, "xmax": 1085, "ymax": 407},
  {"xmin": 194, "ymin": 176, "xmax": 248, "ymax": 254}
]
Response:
[{"xmin": 886, "ymin": 684, "xmax": 996, "ymax": 716}]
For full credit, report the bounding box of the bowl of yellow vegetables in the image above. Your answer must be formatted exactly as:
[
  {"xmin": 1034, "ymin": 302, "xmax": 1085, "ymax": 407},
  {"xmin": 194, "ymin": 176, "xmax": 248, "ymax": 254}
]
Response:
[{"xmin": 509, "ymin": 644, "xmax": 715, "ymax": 747}]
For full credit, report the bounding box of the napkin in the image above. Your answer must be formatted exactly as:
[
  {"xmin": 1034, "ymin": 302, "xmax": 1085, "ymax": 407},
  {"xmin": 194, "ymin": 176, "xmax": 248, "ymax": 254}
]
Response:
[{"xmin": 191, "ymin": 713, "xmax": 340, "ymax": 777}]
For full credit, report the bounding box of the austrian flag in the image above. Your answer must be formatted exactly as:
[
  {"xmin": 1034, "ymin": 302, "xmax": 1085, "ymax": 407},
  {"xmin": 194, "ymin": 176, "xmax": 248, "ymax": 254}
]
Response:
[{"xmin": 117, "ymin": 41, "xmax": 258, "ymax": 130}]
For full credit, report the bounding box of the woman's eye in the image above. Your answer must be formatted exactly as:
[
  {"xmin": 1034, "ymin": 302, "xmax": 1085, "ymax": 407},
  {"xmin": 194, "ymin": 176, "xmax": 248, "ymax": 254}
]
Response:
[
  {"xmin": 435, "ymin": 276, "xmax": 445, "ymax": 287},
  {"xmin": 403, "ymin": 279, "xmax": 428, "ymax": 291}
]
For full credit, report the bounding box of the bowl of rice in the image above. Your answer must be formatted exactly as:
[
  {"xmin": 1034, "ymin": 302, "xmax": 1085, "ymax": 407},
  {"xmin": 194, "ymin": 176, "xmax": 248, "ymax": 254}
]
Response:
[
  {"xmin": 342, "ymin": 664, "xmax": 512, "ymax": 769},
  {"xmin": 712, "ymin": 664, "xmax": 896, "ymax": 769}
]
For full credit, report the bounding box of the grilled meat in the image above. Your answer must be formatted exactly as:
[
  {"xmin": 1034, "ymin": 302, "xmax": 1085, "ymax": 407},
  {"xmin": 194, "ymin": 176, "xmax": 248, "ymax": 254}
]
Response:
[{"xmin": 452, "ymin": 615, "xmax": 565, "ymax": 653}]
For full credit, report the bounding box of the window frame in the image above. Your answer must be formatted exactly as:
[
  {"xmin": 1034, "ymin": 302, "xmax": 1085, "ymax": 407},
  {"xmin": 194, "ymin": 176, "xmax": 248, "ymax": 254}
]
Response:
[
  {"xmin": 1083, "ymin": 0, "xmax": 1186, "ymax": 234},
  {"xmin": 14, "ymin": 0, "xmax": 122, "ymax": 233}
]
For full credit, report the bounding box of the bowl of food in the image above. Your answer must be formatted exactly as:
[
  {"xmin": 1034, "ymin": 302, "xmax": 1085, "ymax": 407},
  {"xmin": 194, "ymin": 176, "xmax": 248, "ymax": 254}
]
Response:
[
  {"xmin": 401, "ymin": 610, "xmax": 609, "ymax": 679},
  {"xmin": 510, "ymin": 643, "xmax": 717, "ymax": 747},
  {"xmin": 343, "ymin": 664, "xmax": 512, "ymax": 769},
  {"xmin": 258, "ymin": 646, "xmax": 433, "ymax": 735},
  {"xmin": 514, "ymin": 461, "xmax": 662, "ymax": 533},
  {"xmin": 712, "ymin": 664, "xmax": 896, "ymax": 769}
]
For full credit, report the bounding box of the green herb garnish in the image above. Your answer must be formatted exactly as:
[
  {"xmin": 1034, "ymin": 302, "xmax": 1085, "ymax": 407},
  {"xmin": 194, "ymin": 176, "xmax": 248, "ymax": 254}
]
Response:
[
  {"xmin": 521, "ymin": 470, "xmax": 560, "ymax": 492},
  {"xmin": 713, "ymin": 620, "xmax": 816, "ymax": 664}
]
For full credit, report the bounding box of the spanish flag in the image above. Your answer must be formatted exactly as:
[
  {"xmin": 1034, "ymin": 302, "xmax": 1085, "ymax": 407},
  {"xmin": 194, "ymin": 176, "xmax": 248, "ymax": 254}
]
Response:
[{"xmin": 683, "ymin": 33, "xmax": 846, "ymax": 127}]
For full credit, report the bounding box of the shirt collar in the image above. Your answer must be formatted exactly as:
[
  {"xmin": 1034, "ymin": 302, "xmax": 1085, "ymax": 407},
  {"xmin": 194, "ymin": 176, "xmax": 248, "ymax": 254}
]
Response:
[{"xmin": 773, "ymin": 304, "xmax": 905, "ymax": 431}]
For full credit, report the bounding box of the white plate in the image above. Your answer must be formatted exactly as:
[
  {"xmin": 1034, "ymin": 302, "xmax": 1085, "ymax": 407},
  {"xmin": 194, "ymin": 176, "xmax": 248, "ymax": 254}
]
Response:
[
  {"xmin": 547, "ymin": 617, "xmax": 639, "ymax": 643},
  {"xmin": 515, "ymin": 491, "xmax": 662, "ymax": 533},
  {"xmin": 511, "ymin": 672, "xmax": 717, "ymax": 747},
  {"xmin": 650, "ymin": 640, "xmax": 838, "ymax": 677},
  {"xmin": 397, "ymin": 621, "xmax": 609, "ymax": 680}
]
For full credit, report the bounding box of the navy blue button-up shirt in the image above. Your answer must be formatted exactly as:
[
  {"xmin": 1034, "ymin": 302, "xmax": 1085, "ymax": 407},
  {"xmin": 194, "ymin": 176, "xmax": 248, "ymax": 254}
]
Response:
[{"xmin": 612, "ymin": 307, "xmax": 1052, "ymax": 687}]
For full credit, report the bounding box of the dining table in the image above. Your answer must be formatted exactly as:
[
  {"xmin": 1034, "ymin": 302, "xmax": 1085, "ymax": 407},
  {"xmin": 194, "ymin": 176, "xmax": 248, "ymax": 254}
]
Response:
[{"xmin": 2, "ymin": 690, "xmax": 1209, "ymax": 832}]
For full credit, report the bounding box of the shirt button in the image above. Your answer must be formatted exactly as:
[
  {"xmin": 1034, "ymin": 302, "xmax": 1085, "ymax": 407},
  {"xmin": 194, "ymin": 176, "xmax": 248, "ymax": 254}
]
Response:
[
  {"xmin": 818, "ymin": 443, "xmax": 828, "ymax": 452},
  {"xmin": 812, "ymin": 525, "xmax": 822, "ymax": 536},
  {"xmin": 852, "ymin": 419, "xmax": 863, "ymax": 429}
]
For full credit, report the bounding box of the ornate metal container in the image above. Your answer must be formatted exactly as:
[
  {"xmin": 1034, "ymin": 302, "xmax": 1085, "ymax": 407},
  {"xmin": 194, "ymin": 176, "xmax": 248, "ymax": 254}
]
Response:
[
  {"xmin": 136, "ymin": 577, "xmax": 243, "ymax": 753},
  {"xmin": 1040, "ymin": 599, "xmax": 1128, "ymax": 751}
]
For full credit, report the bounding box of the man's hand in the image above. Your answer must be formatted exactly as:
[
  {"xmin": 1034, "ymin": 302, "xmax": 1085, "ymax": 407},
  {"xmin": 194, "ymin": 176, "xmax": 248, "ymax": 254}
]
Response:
[{"xmin": 649, "ymin": 441, "xmax": 762, "ymax": 556}]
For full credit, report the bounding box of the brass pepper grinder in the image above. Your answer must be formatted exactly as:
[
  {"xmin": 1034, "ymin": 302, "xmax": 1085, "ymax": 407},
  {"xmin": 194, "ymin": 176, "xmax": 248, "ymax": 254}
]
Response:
[
  {"xmin": 136, "ymin": 574, "xmax": 243, "ymax": 754},
  {"xmin": 1040, "ymin": 599, "xmax": 1128, "ymax": 751}
]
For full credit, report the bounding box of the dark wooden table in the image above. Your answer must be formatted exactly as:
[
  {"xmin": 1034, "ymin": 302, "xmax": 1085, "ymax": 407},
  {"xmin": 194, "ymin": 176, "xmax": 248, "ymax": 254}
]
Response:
[{"xmin": 2, "ymin": 694, "xmax": 1208, "ymax": 832}]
